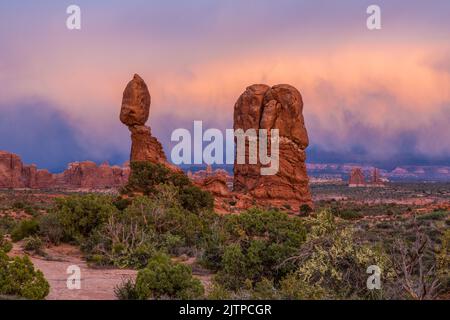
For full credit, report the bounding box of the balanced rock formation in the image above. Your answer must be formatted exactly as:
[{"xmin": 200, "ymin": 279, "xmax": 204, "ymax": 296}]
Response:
[
  {"xmin": 120, "ymin": 74, "xmax": 173, "ymax": 169},
  {"xmin": 233, "ymin": 84, "xmax": 312, "ymax": 211}
]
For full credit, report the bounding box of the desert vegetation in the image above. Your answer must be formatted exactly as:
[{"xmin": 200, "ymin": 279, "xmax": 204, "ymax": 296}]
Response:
[{"xmin": 0, "ymin": 169, "xmax": 448, "ymax": 300}]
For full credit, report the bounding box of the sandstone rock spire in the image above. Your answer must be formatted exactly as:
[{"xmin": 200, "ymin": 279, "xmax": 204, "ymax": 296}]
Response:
[
  {"xmin": 120, "ymin": 74, "xmax": 171, "ymax": 167},
  {"xmin": 233, "ymin": 84, "xmax": 312, "ymax": 211}
]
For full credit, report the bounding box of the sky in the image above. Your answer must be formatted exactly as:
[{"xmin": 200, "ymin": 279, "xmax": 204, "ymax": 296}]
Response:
[{"xmin": 0, "ymin": 0, "xmax": 449, "ymax": 172}]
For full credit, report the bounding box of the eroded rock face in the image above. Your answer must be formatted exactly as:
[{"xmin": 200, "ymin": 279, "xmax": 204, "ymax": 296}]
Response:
[
  {"xmin": 233, "ymin": 84, "xmax": 312, "ymax": 211},
  {"xmin": 0, "ymin": 151, "xmax": 129, "ymax": 190},
  {"xmin": 120, "ymin": 74, "xmax": 175, "ymax": 170},
  {"xmin": 0, "ymin": 151, "xmax": 26, "ymax": 188},
  {"xmin": 189, "ymin": 166, "xmax": 232, "ymax": 197},
  {"xmin": 54, "ymin": 161, "xmax": 129, "ymax": 189}
]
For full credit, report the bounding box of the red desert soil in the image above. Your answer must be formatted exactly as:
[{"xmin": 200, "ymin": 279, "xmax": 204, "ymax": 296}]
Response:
[{"xmin": 11, "ymin": 243, "xmax": 137, "ymax": 300}]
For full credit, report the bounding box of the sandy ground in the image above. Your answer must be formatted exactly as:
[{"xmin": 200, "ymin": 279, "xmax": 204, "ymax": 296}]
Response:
[
  {"xmin": 10, "ymin": 243, "xmax": 214, "ymax": 300},
  {"xmin": 11, "ymin": 243, "xmax": 137, "ymax": 300}
]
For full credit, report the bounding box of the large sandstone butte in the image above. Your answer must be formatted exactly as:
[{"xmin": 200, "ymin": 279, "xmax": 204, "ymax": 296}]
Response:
[
  {"xmin": 0, "ymin": 150, "xmax": 129, "ymax": 189},
  {"xmin": 233, "ymin": 84, "xmax": 312, "ymax": 210},
  {"xmin": 120, "ymin": 74, "xmax": 172, "ymax": 168}
]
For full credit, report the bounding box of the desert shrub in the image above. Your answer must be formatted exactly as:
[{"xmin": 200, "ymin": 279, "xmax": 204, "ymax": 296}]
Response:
[
  {"xmin": 0, "ymin": 232, "xmax": 12, "ymax": 253},
  {"xmin": 179, "ymin": 185, "xmax": 213, "ymax": 212},
  {"xmin": 123, "ymin": 162, "xmax": 213, "ymax": 212},
  {"xmin": 114, "ymin": 278, "xmax": 139, "ymax": 300},
  {"xmin": 11, "ymin": 218, "xmax": 39, "ymax": 242},
  {"xmin": 417, "ymin": 211, "xmax": 448, "ymax": 221},
  {"xmin": 12, "ymin": 201, "xmax": 26, "ymax": 210},
  {"xmin": 52, "ymin": 194, "xmax": 118, "ymax": 242},
  {"xmin": 113, "ymin": 197, "xmax": 132, "ymax": 211},
  {"xmin": 0, "ymin": 250, "xmax": 49, "ymax": 299},
  {"xmin": 39, "ymin": 213, "xmax": 64, "ymax": 245},
  {"xmin": 123, "ymin": 162, "xmax": 175, "ymax": 196},
  {"xmin": 135, "ymin": 252, "xmax": 204, "ymax": 300},
  {"xmin": 207, "ymin": 283, "xmax": 231, "ymax": 300},
  {"xmin": 83, "ymin": 214, "xmax": 157, "ymax": 268},
  {"xmin": 12, "ymin": 201, "xmax": 38, "ymax": 216},
  {"xmin": 22, "ymin": 236, "xmax": 43, "ymax": 253},
  {"xmin": 389, "ymin": 224, "xmax": 443, "ymax": 300},
  {"xmin": 284, "ymin": 210, "xmax": 393, "ymax": 299},
  {"xmin": 278, "ymin": 273, "xmax": 327, "ymax": 300},
  {"xmin": 436, "ymin": 230, "xmax": 450, "ymax": 292},
  {"xmin": 0, "ymin": 215, "xmax": 17, "ymax": 234},
  {"xmin": 249, "ymin": 278, "xmax": 279, "ymax": 300},
  {"xmin": 84, "ymin": 191, "xmax": 217, "ymax": 268},
  {"xmin": 203, "ymin": 209, "xmax": 307, "ymax": 290},
  {"xmin": 335, "ymin": 209, "xmax": 363, "ymax": 220},
  {"xmin": 299, "ymin": 204, "xmax": 313, "ymax": 215}
]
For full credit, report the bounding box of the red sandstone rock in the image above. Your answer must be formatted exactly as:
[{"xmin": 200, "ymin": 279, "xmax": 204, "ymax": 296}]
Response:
[
  {"xmin": 34, "ymin": 169, "xmax": 54, "ymax": 188},
  {"xmin": 0, "ymin": 151, "xmax": 26, "ymax": 188},
  {"xmin": 120, "ymin": 74, "xmax": 177, "ymax": 171},
  {"xmin": 233, "ymin": 84, "xmax": 312, "ymax": 211},
  {"xmin": 370, "ymin": 168, "xmax": 385, "ymax": 186},
  {"xmin": 54, "ymin": 161, "xmax": 129, "ymax": 189},
  {"xmin": 190, "ymin": 168, "xmax": 231, "ymax": 197},
  {"xmin": 0, "ymin": 150, "xmax": 129, "ymax": 190},
  {"xmin": 195, "ymin": 175, "xmax": 230, "ymax": 197},
  {"xmin": 348, "ymin": 167, "xmax": 366, "ymax": 187},
  {"xmin": 120, "ymin": 74, "xmax": 151, "ymax": 127}
]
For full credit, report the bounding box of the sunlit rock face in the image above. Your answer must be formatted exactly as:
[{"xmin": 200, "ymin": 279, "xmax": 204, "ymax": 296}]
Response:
[
  {"xmin": 233, "ymin": 84, "xmax": 312, "ymax": 211},
  {"xmin": 120, "ymin": 74, "xmax": 175, "ymax": 169}
]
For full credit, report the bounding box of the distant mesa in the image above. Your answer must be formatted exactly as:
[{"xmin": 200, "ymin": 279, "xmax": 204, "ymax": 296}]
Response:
[
  {"xmin": 308, "ymin": 163, "xmax": 450, "ymax": 182},
  {"xmin": 0, "ymin": 150, "xmax": 129, "ymax": 190}
]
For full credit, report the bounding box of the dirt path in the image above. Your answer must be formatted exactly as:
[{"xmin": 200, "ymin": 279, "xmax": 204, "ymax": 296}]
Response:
[
  {"xmin": 11, "ymin": 243, "xmax": 137, "ymax": 300},
  {"xmin": 10, "ymin": 244, "xmax": 214, "ymax": 300}
]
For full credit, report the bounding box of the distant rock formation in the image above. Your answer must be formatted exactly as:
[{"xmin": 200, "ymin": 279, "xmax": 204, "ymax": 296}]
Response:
[
  {"xmin": 348, "ymin": 167, "xmax": 366, "ymax": 187},
  {"xmin": 348, "ymin": 167, "xmax": 386, "ymax": 187},
  {"xmin": 53, "ymin": 161, "xmax": 129, "ymax": 189},
  {"xmin": 189, "ymin": 165, "xmax": 232, "ymax": 197},
  {"xmin": 0, "ymin": 151, "xmax": 52, "ymax": 189},
  {"xmin": 233, "ymin": 84, "xmax": 312, "ymax": 211},
  {"xmin": 370, "ymin": 168, "xmax": 385, "ymax": 186},
  {"xmin": 0, "ymin": 151, "xmax": 129, "ymax": 190},
  {"xmin": 120, "ymin": 74, "xmax": 175, "ymax": 170}
]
